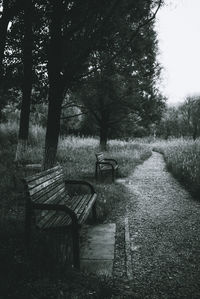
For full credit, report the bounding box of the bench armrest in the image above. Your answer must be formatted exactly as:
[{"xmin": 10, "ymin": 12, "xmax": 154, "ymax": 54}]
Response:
[
  {"xmin": 96, "ymin": 161, "xmax": 115, "ymax": 170},
  {"xmin": 32, "ymin": 203, "xmax": 78, "ymax": 225},
  {"xmin": 64, "ymin": 180, "xmax": 96, "ymax": 194},
  {"xmin": 104, "ymin": 158, "xmax": 118, "ymax": 165}
]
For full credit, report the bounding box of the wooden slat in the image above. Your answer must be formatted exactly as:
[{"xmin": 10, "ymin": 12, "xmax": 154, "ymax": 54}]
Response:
[
  {"xmin": 42, "ymin": 213, "xmax": 66, "ymax": 229},
  {"xmin": 36, "ymin": 192, "xmax": 67, "ymax": 227},
  {"xmin": 57, "ymin": 214, "xmax": 71, "ymax": 227},
  {"xmin": 33, "ymin": 183, "xmax": 65, "ymax": 204},
  {"xmin": 75, "ymin": 195, "xmax": 93, "ymax": 217},
  {"xmin": 27, "ymin": 168, "xmax": 63, "ymax": 190},
  {"xmin": 25, "ymin": 165, "xmax": 97, "ymax": 232},
  {"xmin": 42, "ymin": 187, "xmax": 66, "ymax": 205},
  {"xmin": 29, "ymin": 173, "xmax": 64, "ymax": 196},
  {"xmin": 65, "ymin": 195, "xmax": 85, "ymax": 211},
  {"xmin": 51, "ymin": 214, "xmax": 69, "ymax": 228},
  {"xmin": 79, "ymin": 194, "xmax": 97, "ymax": 224},
  {"xmin": 96, "ymin": 152, "xmax": 104, "ymax": 162},
  {"xmin": 25, "ymin": 165, "xmax": 62, "ymax": 183},
  {"xmin": 37, "ymin": 210, "xmax": 57, "ymax": 229}
]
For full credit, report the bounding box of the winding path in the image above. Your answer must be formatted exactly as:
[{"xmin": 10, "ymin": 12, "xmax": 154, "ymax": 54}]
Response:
[{"xmin": 114, "ymin": 151, "xmax": 200, "ymax": 298}]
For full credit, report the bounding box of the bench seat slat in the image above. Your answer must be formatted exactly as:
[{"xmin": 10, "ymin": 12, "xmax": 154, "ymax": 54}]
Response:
[
  {"xmin": 36, "ymin": 194, "xmax": 96, "ymax": 229},
  {"xmin": 76, "ymin": 194, "xmax": 94, "ymax": 217},
  {"xmin": 79, "ymin": 194, "xmax": 97, "ymax": 224},
  {"xmin": 32, "ymin": 183, "xmax": 65, "ymax": 204},
  {"xmin": 66, "ymin": 195, "xmax": 85, "ymax": 212},
  {"xmin": 35, "ymin": 191, "xmax": 67, "ymax": 226}
]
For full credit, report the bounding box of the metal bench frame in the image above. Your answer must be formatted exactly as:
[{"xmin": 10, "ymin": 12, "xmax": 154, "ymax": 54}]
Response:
[{"xmin": 95, "ymin": 152, "xmax": 118, "ymax": 182}]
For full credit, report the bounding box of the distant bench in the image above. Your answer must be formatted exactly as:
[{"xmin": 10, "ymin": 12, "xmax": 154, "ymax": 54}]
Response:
[
  {"xmin": 23, "ymin": 165, "xmax": 97, "ymax": 269},
  {"xmin": 95, "ymin": 152, "xmax": 118, "ymax": 182}
]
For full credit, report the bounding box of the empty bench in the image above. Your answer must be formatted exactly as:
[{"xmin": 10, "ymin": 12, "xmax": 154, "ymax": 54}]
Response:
[
  {"xmin": 23, "ymin": 165, "xmax": 97, "ymax": 269},
  {"xmin": 95, "ymin": 152, "xmax": 118, "ymax": 182}
]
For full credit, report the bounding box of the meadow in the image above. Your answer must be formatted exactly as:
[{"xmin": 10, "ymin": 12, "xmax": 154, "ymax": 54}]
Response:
[
  {"xmin": 2, "ymin": 121, "xmax": 200, "ymax": 298},
  {"xmin": 153, "ymin": 138, "xmax": 200, "ymax": 198},
  {"xmin": 0, "ymin": 121, "xmax": 152, "ymax": 299}
]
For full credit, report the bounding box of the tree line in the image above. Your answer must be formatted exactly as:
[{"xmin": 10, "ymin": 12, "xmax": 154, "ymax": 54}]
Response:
[
  {"xmin": 0, "ymin": 0, "xmax": 165, "ymax": 169},
  {"xmin": 157, "ymin": 95, "xmax": 200, "ymax": 140}
]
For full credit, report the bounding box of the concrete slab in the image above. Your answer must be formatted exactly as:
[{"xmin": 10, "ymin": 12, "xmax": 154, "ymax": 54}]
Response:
[
  {"xmin": 81, "ymin": 260, "xmax": 113, "ymax": 276},
  {"xmin": 80, "ymin": 223, "xmax": 116, "ymax": 276}
]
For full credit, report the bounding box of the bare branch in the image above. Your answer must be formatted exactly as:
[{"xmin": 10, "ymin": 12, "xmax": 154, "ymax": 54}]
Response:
[
  {"xmin": 61, "ymin": 111, "xmax": 87, "ymax": 120},
  {"xmin": 61, "ymin": 103, "xmax": 85, "ymax": 110}
]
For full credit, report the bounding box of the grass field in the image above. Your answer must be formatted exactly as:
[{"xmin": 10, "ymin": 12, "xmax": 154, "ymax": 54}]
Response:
[
  {"xmin": 0, "ymin": 122, "xmax": 152, "ymax": 299},
  {"xmin": 1, "ymin": 121, "xmax": 200, "ymax": 298},
  {"xmin": 153, "ymin": 138, "xmax": 200, "ymax": 198}
]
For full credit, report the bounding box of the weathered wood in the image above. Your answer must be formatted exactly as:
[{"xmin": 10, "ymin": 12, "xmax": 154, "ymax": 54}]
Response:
[
  {"xmin": 25, "ymin": 165, "xmax": 62, "ymax": 183},
  {"xmin": 95, "ymin": 152, "xmax": 118, "ymax": 182},
  {"xmin": 23, "ymin": 165, "xmax": 97, "ymax": 269}
]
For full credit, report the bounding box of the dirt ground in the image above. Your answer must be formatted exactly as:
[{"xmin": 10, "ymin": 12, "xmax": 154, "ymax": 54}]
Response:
[{"xmin": 110, "ymin": 151, "xmax": 200, "ymax": 298}]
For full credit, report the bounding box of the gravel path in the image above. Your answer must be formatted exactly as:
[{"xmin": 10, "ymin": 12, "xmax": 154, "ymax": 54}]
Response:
[{"xmin": 113, "ymin": 151, "xmax": 200, "ymax": 298}]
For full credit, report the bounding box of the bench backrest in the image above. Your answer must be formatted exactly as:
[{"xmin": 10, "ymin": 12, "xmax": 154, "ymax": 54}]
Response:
[
  {"xmin": 23, "ymin": 165, "xmax": 66, "ymax": 206},
  {"xmin": 95, "ymin": 152, "xmax": 105, "ymax": 162}
]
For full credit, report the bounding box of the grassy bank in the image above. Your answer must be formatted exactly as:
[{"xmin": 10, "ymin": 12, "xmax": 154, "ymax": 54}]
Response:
[
  {"xmin": 0, "ymin": 122, "xmax": 152, "ymax": 299},
  {"xmin": 153, "ymin": 138, "xmax": 200, "ymax": 198}
]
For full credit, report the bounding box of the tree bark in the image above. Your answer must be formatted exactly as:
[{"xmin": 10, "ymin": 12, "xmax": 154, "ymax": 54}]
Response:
[
  {"xmin": 43, "ymin": 0, "xmax": 64, "ymax": 169},
  {"xmin": 15, "ymin": 0, "xmax": 33, "ymax": 161},
  {"xmin": 43, "ymin": 87, "xmax": 63, "ymax": 169},
  {"xmin": 100, "ymin": 123, "xmax": 108, "ymax": 151},
  {"xmin": 192, "ymin": 123, "xmax": 198, "ymax": 141}
]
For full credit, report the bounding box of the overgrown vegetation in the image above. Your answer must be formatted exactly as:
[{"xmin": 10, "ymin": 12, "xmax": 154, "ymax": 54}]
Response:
[
  {"xmin": 153, "ymin": 138, "xmax": 200, "ymax": 198},
  {"xmin": 0, "ymin": 122, "xmax": 151, "ymax": 299}
]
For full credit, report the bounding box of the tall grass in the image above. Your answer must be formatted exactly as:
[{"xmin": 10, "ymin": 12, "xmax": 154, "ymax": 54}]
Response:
[
  {"xmin": 0, "ymin": 121, "xmax": 152, "ymax": 221},
  {"xmin": 0, "ymin": 121, "xmax": 152, "ymax": 298},
  {"xmin": 153, "ymin": 138, "xmax": 200, "ymax": 197}
]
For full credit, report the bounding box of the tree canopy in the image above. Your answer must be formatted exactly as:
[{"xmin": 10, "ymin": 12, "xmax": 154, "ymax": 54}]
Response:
[{"xmin": 0, "ymin": 0, "xmax": 165, "ymax": 167}]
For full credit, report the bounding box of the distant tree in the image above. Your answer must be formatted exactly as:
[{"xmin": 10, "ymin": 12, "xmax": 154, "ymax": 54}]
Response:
[
  {"xmin": 179, "ymin": 96, "xmax": 200, "ymax": 140},
  {"xmin": 157, "ymin": 106, "xmax": 180, "ymax": 139},
  {"xmin": 76, "ymin": 16, "xmax": 165, "ymax": 149}
]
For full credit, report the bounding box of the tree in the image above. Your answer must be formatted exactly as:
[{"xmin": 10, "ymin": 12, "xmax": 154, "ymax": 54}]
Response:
[
  {"xmin": 15, "ymin": 0, "xmax": 33, "ymax": 160},
  {"xmin": 75, "ymin": 12, "xmax": 165, "ymax": 149},
  {"xmin": 0, "ymin": 0, "xmax": 26, "ymax": 119},
  {"xmin": 1, "ymin": 0, "xmax": 163, "ymax": 167},
  {"xmin": 179, "ymin": 96, "xmax": 200, "ymax": 140}
]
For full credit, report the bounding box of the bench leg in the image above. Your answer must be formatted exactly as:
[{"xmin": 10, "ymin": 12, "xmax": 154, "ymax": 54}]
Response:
[{"xmin": 72, "ymin": 226, "xmax": 80, "ymax": 269}]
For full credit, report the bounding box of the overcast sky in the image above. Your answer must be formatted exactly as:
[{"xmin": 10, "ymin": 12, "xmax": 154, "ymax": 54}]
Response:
[{"xmin": 155, "ymin": 0, "xmax": 200, "ymax": 105}]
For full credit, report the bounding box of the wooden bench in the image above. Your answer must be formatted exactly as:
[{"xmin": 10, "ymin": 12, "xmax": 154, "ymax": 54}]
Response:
[
  {"xmin": 95, "ymin": 152, "xmax": 118, "ymax": 182},
  {"xmin": 23, "ymin": 165, "xmax": 97, "ymax": 269},
  {"xmin": 13, "ymin": 161, "xmax": 42, "ymax": 188}
]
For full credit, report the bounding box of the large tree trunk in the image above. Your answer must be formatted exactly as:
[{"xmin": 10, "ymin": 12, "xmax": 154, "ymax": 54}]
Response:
[
  {"xmin": 43, "ymin": 0, "xmax": 64, "ymax": 170},
  {"xmin": 192, "ymin": 123, "xmax": 198, "ymax": 141},
  {"xmin": 100, "ymin": 123, "xmax": 108, "ymax": 151},
  {"xmin": 15, "ymin": 0, "xmax": 33, "ymax": 162},
  {"xmin": 43, "ymin": 87, "xmax": 63, "ymax": 169}
]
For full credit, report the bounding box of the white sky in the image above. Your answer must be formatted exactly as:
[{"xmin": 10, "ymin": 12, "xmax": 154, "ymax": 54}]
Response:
[{"xmin": 155, "ymin": 0, "xmax": 200, "ymax": 105}]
